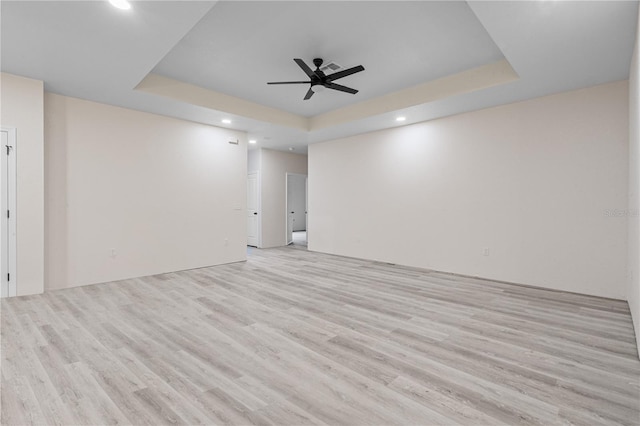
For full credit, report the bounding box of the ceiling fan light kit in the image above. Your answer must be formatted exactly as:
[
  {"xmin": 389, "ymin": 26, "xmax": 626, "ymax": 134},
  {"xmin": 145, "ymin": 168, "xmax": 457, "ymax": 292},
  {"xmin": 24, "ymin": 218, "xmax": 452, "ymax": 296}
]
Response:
[{"xmin": 268, "ymin": 58, "xmax": 365, "ymax": 100}]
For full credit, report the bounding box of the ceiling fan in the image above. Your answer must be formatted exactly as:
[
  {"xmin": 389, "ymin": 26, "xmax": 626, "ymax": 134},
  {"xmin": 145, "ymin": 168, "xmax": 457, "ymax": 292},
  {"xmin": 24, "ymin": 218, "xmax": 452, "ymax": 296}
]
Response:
[{"xmin": 267, "ymin": 58, "xmax": 365, "ymax": 100}]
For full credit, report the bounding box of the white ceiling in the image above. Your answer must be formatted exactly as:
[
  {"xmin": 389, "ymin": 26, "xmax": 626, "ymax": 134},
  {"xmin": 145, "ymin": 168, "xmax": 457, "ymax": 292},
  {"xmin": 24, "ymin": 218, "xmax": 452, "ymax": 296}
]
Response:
[
  {"xmin": 1, "ymin": 1, "xmax": 638, "ymax": 154},
  {"xmin": 152, "ymin": 1, "xmax": 505, "ymax": 117}
]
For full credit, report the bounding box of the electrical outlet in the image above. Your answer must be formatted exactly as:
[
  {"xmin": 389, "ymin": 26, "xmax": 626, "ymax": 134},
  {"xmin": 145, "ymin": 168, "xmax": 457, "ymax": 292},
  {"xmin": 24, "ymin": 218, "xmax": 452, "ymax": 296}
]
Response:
[
  {"xmin": 482, "ymin": 247, "xmax": 490, "ymax": 256},
  {"xmin": 224, "ymin": 238, "xmax": 228, "ymax": 246},
  {"xmin": 110, "ymin": 248, "xmax": 117, "ymax": 258}
]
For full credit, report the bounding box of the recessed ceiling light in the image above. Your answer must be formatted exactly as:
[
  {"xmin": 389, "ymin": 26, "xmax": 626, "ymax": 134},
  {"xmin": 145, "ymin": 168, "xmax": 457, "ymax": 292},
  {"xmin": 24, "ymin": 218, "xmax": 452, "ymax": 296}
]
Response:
[
  {"xmin": 396, "ymin": 116, "xmax": 406, "ymax": 122},
  {"xmin": 221, "ymin": 119, "xmax": 231, "ymax": 124},
  {"xmin": 109, "ymin": 0, "xmax": 131, "ymax": 10},
  {"xmin": 249, "ymin": 140, "xmax": 257, "ymax": 144}
]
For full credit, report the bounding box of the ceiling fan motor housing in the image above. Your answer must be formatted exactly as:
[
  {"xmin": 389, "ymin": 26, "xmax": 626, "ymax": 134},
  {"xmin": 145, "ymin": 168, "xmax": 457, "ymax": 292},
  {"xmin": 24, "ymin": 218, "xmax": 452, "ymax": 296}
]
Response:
[{"xmin": 312, "ymin": 58, "xmax": 326, "ymax": 83}]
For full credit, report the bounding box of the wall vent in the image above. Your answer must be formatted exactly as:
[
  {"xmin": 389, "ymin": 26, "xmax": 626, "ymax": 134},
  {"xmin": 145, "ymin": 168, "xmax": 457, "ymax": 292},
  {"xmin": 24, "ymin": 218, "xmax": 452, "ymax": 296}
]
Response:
[{"xmin": 320, "ymin": 61, "xmax": 341, "ymax": 74}]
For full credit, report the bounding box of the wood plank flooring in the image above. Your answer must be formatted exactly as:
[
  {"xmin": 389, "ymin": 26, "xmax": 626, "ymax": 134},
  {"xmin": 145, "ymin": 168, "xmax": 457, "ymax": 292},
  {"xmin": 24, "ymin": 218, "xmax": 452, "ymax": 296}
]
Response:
[{"xmin": 2, "ymin": 246, "xmax": 639, "ymax": 425}]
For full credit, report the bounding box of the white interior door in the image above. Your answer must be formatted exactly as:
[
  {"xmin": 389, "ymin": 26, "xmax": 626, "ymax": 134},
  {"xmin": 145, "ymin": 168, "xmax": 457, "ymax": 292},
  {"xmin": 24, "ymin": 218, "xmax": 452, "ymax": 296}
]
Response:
[
  {"xmin": 1, "ymin": 130, "xmax": 5, "ymax": 297},
  {"xmin": 247, "ymin": 172, "xmax": 259, "ymax": 247},
  {"xmin": 1, "ymin": 128, "xmax": 17, "ymax": 298},
  {"xmin": 290, "ymin": 176, "xmax": 306, "ymax": 232}
]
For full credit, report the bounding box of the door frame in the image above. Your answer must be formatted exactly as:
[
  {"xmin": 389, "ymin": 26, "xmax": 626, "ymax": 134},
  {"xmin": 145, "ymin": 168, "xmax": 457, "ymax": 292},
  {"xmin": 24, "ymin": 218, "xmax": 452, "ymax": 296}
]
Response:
[
  {"xmin": 1, "ymin": 127, "xmax": 17, "ymax": 298},
  {"xmin": 247, "ymin": 170, "xmax": 262, "ymax": 248},
  {"xmin": 285, "ymin": 172, "xmax": 307, "ymax": 245}
]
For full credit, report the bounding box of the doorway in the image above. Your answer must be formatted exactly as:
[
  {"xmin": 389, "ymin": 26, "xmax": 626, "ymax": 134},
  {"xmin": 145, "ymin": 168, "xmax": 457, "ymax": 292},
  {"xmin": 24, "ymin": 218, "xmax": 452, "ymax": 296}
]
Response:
[
  {"xmin": 286, "ymin": 173, "xmax": 307, "ymax": 246},
  {"xmin": 1, "ymin": 128, "xmax": 17, "ymax": 298}
]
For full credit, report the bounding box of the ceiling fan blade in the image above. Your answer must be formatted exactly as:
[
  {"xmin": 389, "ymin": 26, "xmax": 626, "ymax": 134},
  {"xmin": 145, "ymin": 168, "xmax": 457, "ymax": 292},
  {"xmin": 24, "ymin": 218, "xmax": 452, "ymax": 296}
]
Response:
[
  {"xmin": 325, "ymin": 82, "xmax": 358, "ymax": 95},
  {"xmin": 325, "ymin": 65, "xmax": 365, "ymax": 82},
  {"xmin": 294, "ymin": 58, "xmax": 316, "ymax": 78},
  {"xmin": 304, "ymin": 87, "xmax": 314, "ymax": 100},
  {"xmin": 267, "ymin": 81, "xmax": 310, "ymax": 85}
]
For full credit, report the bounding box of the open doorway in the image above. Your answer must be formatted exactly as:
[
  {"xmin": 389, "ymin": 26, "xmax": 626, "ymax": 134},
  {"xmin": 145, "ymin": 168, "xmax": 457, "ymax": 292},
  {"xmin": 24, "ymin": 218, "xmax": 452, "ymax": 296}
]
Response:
[{"xmin": 286, "ymin": 173, "xmax": 307, "ymax": 247}]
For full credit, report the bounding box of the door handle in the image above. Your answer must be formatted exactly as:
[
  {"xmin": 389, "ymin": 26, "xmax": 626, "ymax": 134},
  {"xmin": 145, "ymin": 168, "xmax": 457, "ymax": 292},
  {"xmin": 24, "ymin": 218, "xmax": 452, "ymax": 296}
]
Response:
[
  {"xmin": 253, "ymin": 212, "xmax": 258, "ymax": 215},
  {"xmin": 291, "ymin": 211, "xmax": 294, "ymax": 214}
]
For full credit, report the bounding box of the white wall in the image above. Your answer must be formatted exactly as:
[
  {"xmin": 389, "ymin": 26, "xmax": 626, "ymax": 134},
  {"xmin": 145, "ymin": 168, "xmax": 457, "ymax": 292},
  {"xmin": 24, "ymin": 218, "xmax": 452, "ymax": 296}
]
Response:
[
  {"xmin": 0, "ymin": 73, "xmax": 44, "ymax": 296},
  {"xmin": 310, "ymin": 81, "xmax": 629, "ymax": 299},
  {"xmin": 45, "ymin": 93, "xmax": 247, "ymax": 290},
  {"xmin": 260, "ymin": 149, "xmax": 307, "ymax": 248},
  {"xmin": 627, "ymin": 6, "xmax": 640, "ymax": 356}
]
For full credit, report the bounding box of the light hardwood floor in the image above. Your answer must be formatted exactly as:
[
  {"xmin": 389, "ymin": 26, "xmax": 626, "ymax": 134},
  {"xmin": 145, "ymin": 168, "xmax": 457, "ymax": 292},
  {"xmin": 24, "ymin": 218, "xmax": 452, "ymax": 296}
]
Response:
[{"xmin": 2, "ymin": 246, "xmax": 639, "ymax": 425}]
